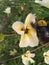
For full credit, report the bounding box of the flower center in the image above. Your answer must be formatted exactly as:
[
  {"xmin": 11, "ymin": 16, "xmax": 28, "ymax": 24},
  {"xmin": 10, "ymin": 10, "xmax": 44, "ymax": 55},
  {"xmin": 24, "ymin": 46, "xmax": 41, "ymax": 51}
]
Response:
[
  {"xmin": 24, "ymin": 28, "xmax": 29, "ymax": 34},
  {"xmin": 45, "ymin": 55, "xmax": 49, "ymax": 57},
  {"xmin": 24, "ymin": 54, "xmax": 28, "ymax": 58},
  {"xmin": 21, "ymin": 28, "xmax": 24, "ymax": 31}
]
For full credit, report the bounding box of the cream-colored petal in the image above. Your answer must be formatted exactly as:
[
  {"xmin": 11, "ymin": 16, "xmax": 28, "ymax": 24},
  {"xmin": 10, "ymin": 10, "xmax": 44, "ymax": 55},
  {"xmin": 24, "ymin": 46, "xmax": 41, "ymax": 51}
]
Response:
[
  {"xmin": 22, "ymin": 55, "xmax": 29, "ymax": 65},
  {"xmin": 19, "ymin": 34, "xmax": 29, "ymax": 47},
  {"xmin": 43, "ymin": 52, "xmax": 46, "ymax": 56},
  {"xmin": 12, "ymin": 21, "xmax": 24, "ymax": 35},
  {"xmin": 46, "ymin": 50, "xmax": 49, "ymax": 55},
  {"xmin": 43, "ymin": 50, "xmax": 49, "ymax": 56},
  {"xmin": 30, "ymin": 53, "xmax": 35, "ymax": 58},
  {"xmin": 19, "ymin": 29, "xmax": 39, "ymax": 47},
  {"xmin": 27, "ymin": 29, "xmax": 39, "ymax": 47},
  {"xmin": 29, "ymin": 35, "xmax": 39, "ymax": 47},
  {"xmin": 22, "ymin": 58, "xmax": 29, "ymax": 65},
  {"xmin": 44, "ymin": 58, "xmax": 49, "ymax": 64},
  {"xmin": 26, "ymin": 51, "xmax": 35, "ymax": 58},
  {"xmin": 25, "ymin": 13, "xmax": 36, "ymax": 27},
  {"xmin": 35, "ymin": 0, "xmax": 49, "ymax": 8},
  {"xmin": 43, "ymin": 50, "xmax": 49, "ymax": 64},
  {"xmin": 29, "ymin": 58, "xmax": 35, "ymax": 63},
  {"xmin": 35, "ymin": 0, "xmax": 42, "ymax": 4}
]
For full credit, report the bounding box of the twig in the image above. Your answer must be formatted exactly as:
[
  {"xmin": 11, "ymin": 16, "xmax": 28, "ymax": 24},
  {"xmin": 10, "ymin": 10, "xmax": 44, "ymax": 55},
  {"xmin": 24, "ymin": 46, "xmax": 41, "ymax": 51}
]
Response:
[
  {"xmin": 0, "ymin": 42, "xmax": 49, "ymax": 64},
  {"xmin": 4, "ymin": 33, "xmax": 18, "ymax": 36},
  {"xmin": 31, "ymin": 42, "xmax": 49, "ymax": 52},
  {"xmin": 0, "ymin": 55, "xmax": 21, "ymax": 64}
]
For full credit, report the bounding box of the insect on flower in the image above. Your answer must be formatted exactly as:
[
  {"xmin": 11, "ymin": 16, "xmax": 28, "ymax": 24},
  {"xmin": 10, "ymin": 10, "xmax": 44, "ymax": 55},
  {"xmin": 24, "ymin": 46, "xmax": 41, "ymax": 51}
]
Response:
[
  {"xmin": 12, "ymin": 13, "xmax": 39, "ymax": 47},
  {"xmin": 43, "ymin": 50, "xmax": 49, "ymax": 64},
  {"xmin": 22, "ymin": 51, "xmax": 35, "ymax": 65},
  {"xmin": 37, "ymin": 19, "xmax": 49, "ymax": 42},
  {"xmin": 35, "ymin": 0, "xmax": 49, "ymax": 8}
]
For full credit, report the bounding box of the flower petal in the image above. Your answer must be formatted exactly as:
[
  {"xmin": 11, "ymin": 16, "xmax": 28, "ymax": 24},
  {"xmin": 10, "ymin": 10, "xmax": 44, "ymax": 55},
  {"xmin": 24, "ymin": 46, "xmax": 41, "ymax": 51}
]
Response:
[
  {"xmin": 27, "ymin": 28, "xmax": 39, "ymax": 47},
  {"xmin": 28, "ymin": 31, "xmax": 39, "ymax": 47},
  {"xmin": 25, "ymin": 13, "xmax": 36, "ymax": 27},
  {"xmin": 22, "ymin": 58, "xmax": 29, "ymax": 65},
  {"xmin": 12, "ymin": 21, "xmax": 24, "ymax": 35},
  {"xmin": 46, "ymin": 50, "xmax": 49, "ymax": 55},
  {"xmin": 44, "ymin": 58, "xmax": 49, "ymax": 64},
  {"xmin": 35, "ymin": 0, "xmax": 49, "ymax": 8},
  {"xmin": 29, "ymin": 58, "xmax": 35, "ymax": 63},
  {"xmin": 35, "ymin": 0, "xmax": 41, "ymax": 4},
  {"xmin": 43, "ymin": 50, "xmax": 49, "ymax": 57},
  {"xmin": 30, "ymin": 53, "xmax": 35, "ymax": 58},
  {"xmin": 22, "ymin": 51, "xmax": 35, "ymax": 65},
  {"xmin": 4, "ymin": 7, "xmax": 11, "ymax": 14},
  {"xmin": 19, "ymin": 34, "xmax": 29, "ymax": 47},
  {"xmin": 43, "ymin": 50, "xmax": 49, "ymax": 64},
  {"xmin": 19, "ymin": 29, "xmax": 39, "ymax": 47},
  {"xmin": 26, "ymin": 51, "xmax": 35, "ymax": 58},
  {"xmin": 22, "ymin": 54, "xmax": 29, "ymax": 65}
]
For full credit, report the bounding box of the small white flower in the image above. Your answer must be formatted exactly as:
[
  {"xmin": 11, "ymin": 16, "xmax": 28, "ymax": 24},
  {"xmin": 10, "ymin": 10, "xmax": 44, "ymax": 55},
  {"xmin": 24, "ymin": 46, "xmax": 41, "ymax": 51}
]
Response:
[
  {"xmin": 1, "ymin": 64, "xmax": 4, "ymax": 65},
  {"xmin": 12, "ymin": 13, "xmax": 39, "ymax": 47},
  {"xmin": 4, "ymin": 7, "xmax": 11, "ymax": 14},
  {"xmin": 43, "ymin": 50, "xmax": 49, "ymax": 64},
  {"xmin": 21, "ymin": 6, "xmax": 24, "ymax": 11},
  {"xmin": 22, "ymin": 51, "xmax": 35, "ymax": 65},
  {"xmin": 35, "ymin": 0, "xmax": 49, "ymax": 8},
  {"xmin": 10, "ymin": 49, "xmax": 17, "ymax": 56}
]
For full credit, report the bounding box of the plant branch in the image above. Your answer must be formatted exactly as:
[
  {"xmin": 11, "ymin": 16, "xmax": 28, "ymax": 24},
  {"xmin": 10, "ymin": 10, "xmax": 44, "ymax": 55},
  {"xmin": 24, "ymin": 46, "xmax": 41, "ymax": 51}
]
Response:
[
  {"xmin": 4, "ymin": 33, "xmax": 18, "ymax": 36},
  {"xmin": 0, "ymin": 42, "xmax": 49, "ymax": 64}
]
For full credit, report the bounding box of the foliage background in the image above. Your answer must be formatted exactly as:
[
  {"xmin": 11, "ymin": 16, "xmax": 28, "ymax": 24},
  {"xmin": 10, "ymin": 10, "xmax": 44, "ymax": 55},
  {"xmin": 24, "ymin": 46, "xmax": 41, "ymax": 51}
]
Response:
[{"xmin": 0, "ymin": 0, "xmax": 49, "ymax": 65}]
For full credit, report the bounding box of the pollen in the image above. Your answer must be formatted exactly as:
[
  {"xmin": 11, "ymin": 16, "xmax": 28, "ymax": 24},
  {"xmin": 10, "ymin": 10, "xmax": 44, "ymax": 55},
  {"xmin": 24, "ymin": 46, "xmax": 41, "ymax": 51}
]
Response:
[{"xmin": 38, "ymin": 20, "xmax": 47, "ymax": 26}]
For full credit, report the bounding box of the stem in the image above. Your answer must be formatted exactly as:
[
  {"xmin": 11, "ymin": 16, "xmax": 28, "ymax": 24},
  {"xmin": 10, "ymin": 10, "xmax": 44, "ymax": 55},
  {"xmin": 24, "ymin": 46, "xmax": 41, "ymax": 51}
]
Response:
[
  {"xmin": 0, "ymin": 42, "xmax": 49, "ymax": 63},
  {"xmin": 4, "ymin": 33, "xmax": 18, "ymax": 36}
]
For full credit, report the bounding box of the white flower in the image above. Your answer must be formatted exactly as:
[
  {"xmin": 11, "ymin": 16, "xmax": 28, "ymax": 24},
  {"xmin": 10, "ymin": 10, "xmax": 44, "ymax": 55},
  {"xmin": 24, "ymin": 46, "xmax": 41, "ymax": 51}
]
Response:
[
  {"xmin": 1, "ymin": 64, "xmax": 4, "ymax": 65},
  {"xmin": 10, "ymin": 49, "xmax": 17, "ymax": 56},
  {"xmin": 4, "ymin": 7, "xmax": 11, "ymax": 14},
  {"xmin": 43, "ymin": 50, "xmax": 49, "ymax": 64},
  {"xmin": 12, "ymin": 13, "xmax": 39, "ymax": 47},
  {"xmin": 35, "ymin": 0, "xmax": 49, "ymax": 8},
  {"xmin": 22, "ymin": 51, "xmax": 35, "ymax": 65}
]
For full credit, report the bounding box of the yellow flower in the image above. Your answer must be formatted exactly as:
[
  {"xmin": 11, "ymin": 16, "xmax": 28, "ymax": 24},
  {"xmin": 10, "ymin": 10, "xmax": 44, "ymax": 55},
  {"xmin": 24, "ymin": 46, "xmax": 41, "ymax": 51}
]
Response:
[
  {"xmin": 10, "ymin": 49, "xmax": 17, "ymax": 56},
  {"xmin": 22, "ymin": 51, "xmax": 35, "ymax": 65},
  {"xmin": 43, "ymin": 50, "xmax": 49, "ymax": 64},
  {"xmin": 35, "ymin": 0, "xmax": 49, "ymax": 8},
  {"xmin": 12, "ymin": 13, "xmax": 39, "ymax": 47}
]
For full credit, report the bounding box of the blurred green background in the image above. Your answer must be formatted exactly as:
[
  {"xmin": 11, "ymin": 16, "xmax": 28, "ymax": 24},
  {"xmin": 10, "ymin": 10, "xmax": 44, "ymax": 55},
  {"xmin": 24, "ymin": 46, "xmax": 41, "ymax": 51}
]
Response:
[{"xmin": 0, "ymin": 0, "xmax": 49, "ymax": 65}]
